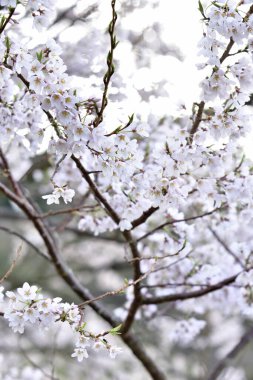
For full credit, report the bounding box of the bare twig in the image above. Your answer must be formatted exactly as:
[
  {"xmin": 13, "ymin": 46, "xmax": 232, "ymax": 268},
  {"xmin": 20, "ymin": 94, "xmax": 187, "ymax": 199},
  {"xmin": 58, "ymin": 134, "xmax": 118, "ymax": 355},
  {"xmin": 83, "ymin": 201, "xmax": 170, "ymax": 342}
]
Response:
[
  {"xmin": 19, "ymin": 344, "xmax": 60, "ymax": 380},
  {"xmin": 78, "ymin": 267, "xmax": 153, "ymax": 308},
  {"xmin": 0, "ymin": 243, "xmax": 22, "ymax": 283},
  {"xmin": 137, "ymin": 207, "xmax": 223, "ymax": 242},
  {"xmin": 209, "ymin": 227, "xmax": 244, "ymax": 268},
  {"xmin": 0, "ymin": 224, "xmax": 51, "ymax": 262}
]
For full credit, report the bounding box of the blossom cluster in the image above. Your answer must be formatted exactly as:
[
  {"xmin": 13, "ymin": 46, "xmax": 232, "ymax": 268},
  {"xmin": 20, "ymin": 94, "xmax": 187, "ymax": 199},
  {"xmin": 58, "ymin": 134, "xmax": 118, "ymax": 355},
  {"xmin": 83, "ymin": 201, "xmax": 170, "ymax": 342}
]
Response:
[
  {"xmin": 169, "ymin": 318, "xmax": 206, "ymax": 347},
  {"xmin": 2, "ymin": 0, "xmax": 253, "ymax": 372},
  {"xmin": 0, "ymin": 0, "xmax": 55, "ymax": 30},
  {"xmin": 42, "ymin": 186, "xmax": 75, "ymax": 205},
  {"xmin": 1, "ymin": 283, "xmax": 122, "ymax": 362}
]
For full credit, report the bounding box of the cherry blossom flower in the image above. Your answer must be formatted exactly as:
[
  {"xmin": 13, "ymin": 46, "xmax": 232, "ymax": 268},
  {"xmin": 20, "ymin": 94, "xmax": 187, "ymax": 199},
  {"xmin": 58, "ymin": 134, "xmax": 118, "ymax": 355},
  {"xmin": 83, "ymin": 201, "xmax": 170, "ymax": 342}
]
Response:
[
  {"xmin": 42, "ymin": 187, "xmax": 75, "ymax": 205},
  {"xmin": 71, "ymin": 348, "xmax": 89, "ymax": 362}
]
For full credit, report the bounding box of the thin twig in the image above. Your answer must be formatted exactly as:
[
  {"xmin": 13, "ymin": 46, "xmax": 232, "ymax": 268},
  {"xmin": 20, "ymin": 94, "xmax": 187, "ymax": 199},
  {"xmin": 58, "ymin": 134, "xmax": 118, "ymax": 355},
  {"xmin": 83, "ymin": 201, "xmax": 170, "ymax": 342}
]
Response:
[
  {"xmin": 0, "ymin": 224, "xmax": 51, "ymax": 261},
  {"xmin": 78, "ymin": 268, "xmax": 153, "ymax": 308},
  {"xmin": 93, "ymin": 0, "xmax": 118, "ymax": 127},
  {"xmin": 19, "ymin": 344, "xmax": 60, "ymax": 380},
  {"xmin": 209, "ymin": 227, "xmax": 244, "ymax": 268},
  {"xmin": 137, "ymin": 207, "xmax": 223, "ymax": 242},
  {"xmin": 35, "ymin": 204, "xmax": 98, "ymax": 219},
  {"xmin": 0, "ymin": 243, "xmax": 22, "ymax": 283}
]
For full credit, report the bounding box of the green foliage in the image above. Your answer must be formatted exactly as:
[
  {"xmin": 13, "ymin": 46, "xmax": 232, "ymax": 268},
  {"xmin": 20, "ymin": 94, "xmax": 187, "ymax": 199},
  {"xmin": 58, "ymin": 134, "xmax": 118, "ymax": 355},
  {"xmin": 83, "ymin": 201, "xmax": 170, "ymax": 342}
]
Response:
[{"xmin": 109, "ymin": 324, "xmax": 122, "ymax": 336}]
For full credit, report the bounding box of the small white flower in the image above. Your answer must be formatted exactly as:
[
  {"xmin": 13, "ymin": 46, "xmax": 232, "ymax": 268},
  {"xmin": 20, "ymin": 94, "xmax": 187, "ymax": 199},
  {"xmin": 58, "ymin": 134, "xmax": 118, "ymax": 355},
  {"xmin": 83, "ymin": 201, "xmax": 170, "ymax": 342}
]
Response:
[
  {"xmin": 5, "ymin": 290, "xmax": 17, "ymax": 303},
  {"xmin": 33, "ymin": 14, "xmax": 50, "ymax": 31},
  {"xmin": 58, "ymin": 110, "xmax": 73, "ymax": 126},
  {"xmin": 135, "ymin": 123, "xmax": 149, "ymax": 137},
  {"xmin": 109, "ymin": 346, "xmax": 123, "ymax": 359},
  {"xmin": 42, "ymin": 192, "xmax": 60, "ymax": 205},
  {"xmin": 29, "ymin": 75, "xmax": 45, "ymax": 93},
  {"xmin": 17, "ymin": 282, "xmax": 38, "ymax": 301},
  {"xmin": 51, "ymin": 93, "xmax": 64, "ymax": 109},
  {"xmin": 61, "ymin": 188, "xmax": 75, "ymax": 204},
  {"xmin": 76, "ymin": 335, "xmax": 90, "ymax": 348},
  {"xmin": 23, "ymin": 307, "xmax": 39, "ymax": 324},
  {"xmin": 42, "ymin": 187, "xmax": 75, "ymax": 205},
  {"xmin": 71, "ymin": 348, "xmax": 89, "ymax": 362},
  {"xmin": 37, "ymin": 299, "xmax": 52, "ymax": 313},
  {"xmin": 92, "ymin": 340, "xmax": 104, "ymax": 351},
  {"xmin": 41, "ymin": 97, "xmax": 52, "ymax": 111}
]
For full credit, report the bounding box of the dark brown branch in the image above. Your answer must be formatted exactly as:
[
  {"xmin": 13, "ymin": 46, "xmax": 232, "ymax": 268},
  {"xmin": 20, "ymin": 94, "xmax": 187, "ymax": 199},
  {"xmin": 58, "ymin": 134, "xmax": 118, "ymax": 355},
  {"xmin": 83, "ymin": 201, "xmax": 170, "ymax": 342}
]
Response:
[
  {"xmin": 120, "ymin": 230, "xmax": 142, "ymax": 334},
  {"xmin": 219, "ymin": 37, "xmax": 235, "ymax": 64},
  {"xmin": 71, "ymin": 155, "xmax": 120, "ymax": 223},
  {"xmin": 0, "ymin": 183, "xmax": 165, "ymax": 380},
  {"xmin": 4, "ymin": 54, "xmax": 144, "ymax": 335},
  {"xmin": 0, "ymin": 147, "xmax": 22, "ymax": 196},
  {"xmin": 142, "ymin": 273, "xmax": 239, "ymax": 305},
  {"xmin": 189, "ymin": 100, "xmax": 205, "ymax": 140},
  {"xmin": 131, "ymin": 207, "xmax": 159, "ymax": 229},
  {"xmin": 123, "ymin": 333, "xmax": 166, "ymax": 380},
  {"xmin": 71, "ymin": 156, "xmax": 142, "ymax": 333},
  {"xmin": 141, "ymin": 281, "xmax": 240, "ymax": 289},
  {"xmin": 0, "ymin": 7, "xmax": 15, "ymax": 34}
]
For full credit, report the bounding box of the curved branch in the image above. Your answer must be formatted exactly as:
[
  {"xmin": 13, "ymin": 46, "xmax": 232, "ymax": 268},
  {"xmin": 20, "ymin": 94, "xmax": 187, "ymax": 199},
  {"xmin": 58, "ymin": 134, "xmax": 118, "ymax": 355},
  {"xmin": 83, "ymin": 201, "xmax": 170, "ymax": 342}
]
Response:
[
  {"xmin": 142, "ymin": 273, "xmax": 238, "ymax": 305},
  {"xmin": 0, "ymin": 183, "xmax": 166, "ymax": 380}
]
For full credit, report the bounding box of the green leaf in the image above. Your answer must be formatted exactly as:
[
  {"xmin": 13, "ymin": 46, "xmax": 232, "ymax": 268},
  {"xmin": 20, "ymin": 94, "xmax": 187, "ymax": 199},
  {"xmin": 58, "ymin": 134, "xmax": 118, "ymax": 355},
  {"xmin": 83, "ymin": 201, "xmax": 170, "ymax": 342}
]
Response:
[
  {"xmin": 36, "ymin": 50, "xmax": 43, "ymax": 63},
  {"xmin": 0, "ymin": 16, "xmax": 6, "ymax": 29},
  {"xmin": 109, "ymin": 324, "xmax": 122, "ymax": 336},
  {"xmin": 128, "ymin": 113, "xmax": 134, "ymax": 123},
  {"xmin": 211, "ymin": 1, "xmax": 223, "ymax": 8},
  {"xmin": 77, "ymin": 322, "xmax": 87, "ymax": 332},
  {"xmin": 5, "ymin": 36, "xmax": 11, "ymax": 50},
  {"xmin": 198, "ymin": 1, "xmax": 205, "ymax": 18}
]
